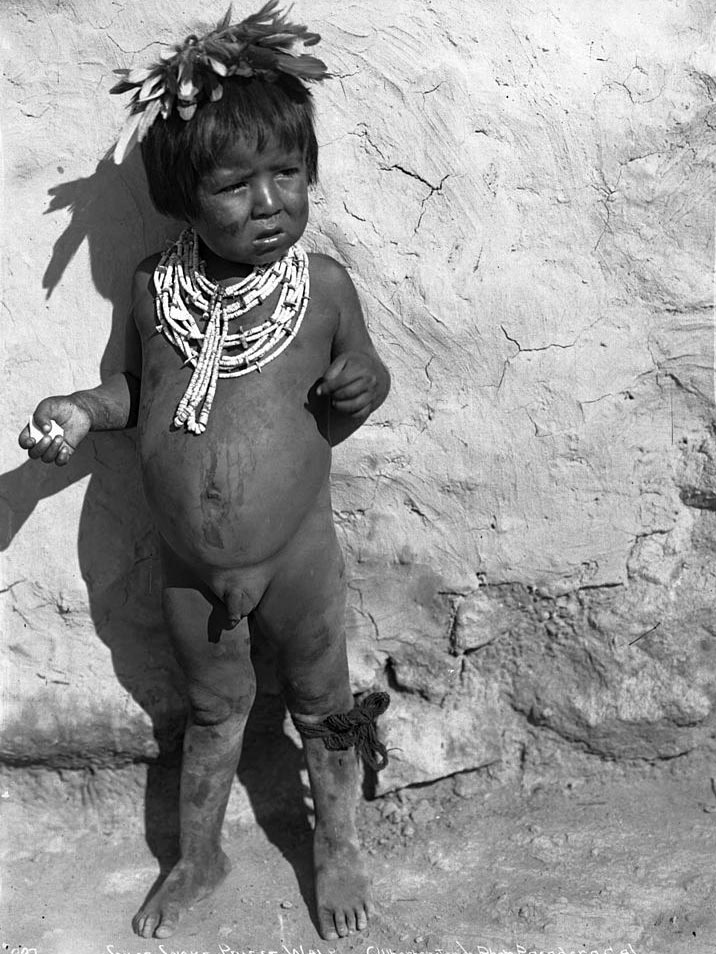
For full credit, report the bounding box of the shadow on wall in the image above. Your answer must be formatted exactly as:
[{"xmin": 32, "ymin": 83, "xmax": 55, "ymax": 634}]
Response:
[{"xmin": 1, "ymin": 149, "xmax": 317, "ymax": 924}]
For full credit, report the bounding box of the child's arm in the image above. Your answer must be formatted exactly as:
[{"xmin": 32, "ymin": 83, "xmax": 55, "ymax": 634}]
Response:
[
  {"xmin": 18, "ymin": 284, "xmax": 143, "ymax": 467},
  {"xmin": 315, "ymin": 257, "xmax": 391, "ymax": 446}
]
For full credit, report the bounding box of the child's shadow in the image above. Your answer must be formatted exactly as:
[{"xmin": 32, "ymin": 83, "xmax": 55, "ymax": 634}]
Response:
[{"xmin": 1, "ymin": 150, "xmax": 316, "ymax": 926}]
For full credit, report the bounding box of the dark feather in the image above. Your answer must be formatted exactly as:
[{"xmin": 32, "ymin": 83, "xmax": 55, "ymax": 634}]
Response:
[
  {"xmin": 216, "ymin": 5, "xmax": 233, "ymax": 31},
  {"xmin": 110, "ymin": 79, "xmax": 136, "ymax": 95},
  {"xmin": 273, "ymin": 51, "xmax": 329, "ymax": 80}
]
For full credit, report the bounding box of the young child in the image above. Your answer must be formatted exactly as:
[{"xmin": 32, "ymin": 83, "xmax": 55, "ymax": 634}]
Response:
[{"xmin": 19, "ymin": 3, "xmax": 390, "ymax": 941}]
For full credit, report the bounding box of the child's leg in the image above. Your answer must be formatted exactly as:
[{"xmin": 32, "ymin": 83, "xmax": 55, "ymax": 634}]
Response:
[
  {"xmin": 134, "ymin": 546, "xmax": 257, "ymax": 939},
  {"xmin": 253, "ymin": 519, "xmax": 372, "ymax": 941}
]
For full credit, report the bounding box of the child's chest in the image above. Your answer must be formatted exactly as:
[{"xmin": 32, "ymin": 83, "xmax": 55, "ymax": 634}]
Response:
[
  {"xmin": 135, "ymin": 276, "xmax": 337, "ymax": 480},
  {"xmin": 138, "ymin": 273, "xmax": 336, "ymax": 406}
]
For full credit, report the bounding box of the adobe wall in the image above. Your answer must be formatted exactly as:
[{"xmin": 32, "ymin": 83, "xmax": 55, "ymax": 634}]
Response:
[{"xmin": 2, "ymin": 0, "xmax": 714, "ymax": 796}]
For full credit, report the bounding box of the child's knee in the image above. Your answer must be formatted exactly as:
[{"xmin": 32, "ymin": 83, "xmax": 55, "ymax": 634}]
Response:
[
  {"xmin": 188, "ymin": 682, "xmax": 254, "ymax": 727},
  {"xmin": 278, "ymin": 634, "xmax": 351, "ymax": 715},
  {"xmin": 284, "ymin": 679, "xmax": 353, "ymax": 719}
]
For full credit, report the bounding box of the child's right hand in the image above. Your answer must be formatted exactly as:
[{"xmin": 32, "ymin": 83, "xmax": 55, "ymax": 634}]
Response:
[{"xmin": 18, "ymin": 396, "xmax": 93, "ymax": 466}]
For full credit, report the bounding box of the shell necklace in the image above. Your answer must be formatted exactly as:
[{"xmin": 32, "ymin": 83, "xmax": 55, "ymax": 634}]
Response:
[{"xmin": 153, "ymin": 227, "xmax": 310, "ymax": 434}]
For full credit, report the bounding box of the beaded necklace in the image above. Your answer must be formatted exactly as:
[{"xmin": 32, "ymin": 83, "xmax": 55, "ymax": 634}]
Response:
[{"xmin": 153, "ymin": 227, "xmax": 310, "ymax": 434}]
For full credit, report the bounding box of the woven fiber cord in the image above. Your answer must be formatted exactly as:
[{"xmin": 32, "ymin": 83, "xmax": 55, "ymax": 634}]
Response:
[{"xmin": 293, "ymin": 691, "xmax": 390, "ymax": 772}]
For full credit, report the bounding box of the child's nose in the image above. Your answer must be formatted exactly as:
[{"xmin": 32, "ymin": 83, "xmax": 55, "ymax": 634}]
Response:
[{"xmin": 251, "ymin": 177, "xmax": 282, "ymax": 217}]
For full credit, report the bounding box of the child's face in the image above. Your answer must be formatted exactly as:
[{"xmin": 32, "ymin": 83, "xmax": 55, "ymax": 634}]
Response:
[{"xmin": 190, "ymin": 135, "xmax": 309, "ymax": 269}]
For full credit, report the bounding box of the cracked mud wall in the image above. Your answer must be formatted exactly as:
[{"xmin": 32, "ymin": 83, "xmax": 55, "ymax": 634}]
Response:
[{"xmin": 1, "ymin": 0, "xmax": 715, "ymax": 792}]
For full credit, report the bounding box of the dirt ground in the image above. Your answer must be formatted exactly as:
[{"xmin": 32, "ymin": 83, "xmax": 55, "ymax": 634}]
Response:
[{"xmin": 2, "ymin": 746, "xmax": 716, "ymax": 954}]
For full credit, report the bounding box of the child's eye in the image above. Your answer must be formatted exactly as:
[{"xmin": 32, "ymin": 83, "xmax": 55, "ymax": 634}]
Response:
[
  {"xmin": 278, "ymin": 167, "xmax": 300, "ymax": 177},
  {"xmin": 222, "ymin": 181, "xmax": 248, "ymax": 193}
]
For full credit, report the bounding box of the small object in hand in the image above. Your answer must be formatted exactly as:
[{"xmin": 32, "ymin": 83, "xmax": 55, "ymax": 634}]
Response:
[{"xmin": 28, "ymin": 418, "xmax": 64, "ymax": 442}]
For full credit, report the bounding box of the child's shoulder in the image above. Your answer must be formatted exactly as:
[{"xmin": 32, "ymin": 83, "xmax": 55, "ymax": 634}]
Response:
[
  {"xmin": 129, "ymin": 253, "xmax": 163, "ymax": 327},
  {"xmin": 308, "ymin": 252, "xmax": 358, "ymax": 298},
  {"xmin": 132, "ymin": 252, "xmax": 162, "ymax": 295},
  {"xmin": 134, "ymin": 252, "xmax": 163, "ymax": 282}
]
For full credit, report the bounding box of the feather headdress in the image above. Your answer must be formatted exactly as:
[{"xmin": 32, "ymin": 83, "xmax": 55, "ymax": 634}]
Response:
[{"xmin": 110, "ymin": 1, "xmax": 330, "ymax": 164}]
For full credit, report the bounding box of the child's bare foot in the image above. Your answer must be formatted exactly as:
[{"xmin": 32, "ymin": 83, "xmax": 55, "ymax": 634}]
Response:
[
  {"xmin": 314, "ymin": 825, "xmax": 373, "ymax": 939},
  {"xmin": 132, "ymin": 851, "xmax": 231, "ymax": 938}
]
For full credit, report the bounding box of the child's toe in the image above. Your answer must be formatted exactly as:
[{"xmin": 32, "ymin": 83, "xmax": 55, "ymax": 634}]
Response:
[
  {"xmin": 318, "ymin": 909, "xmax": 339, "ymax": 940},
  {"xmin": 154, "ymin": 906, "xmax": 181, "ymax": 937},
  {"xmin": 135, "ymin": 914, "xmax": 155, "ymax": 938},
  {"xmin": 334, "ymin": 911, "xmax": 349, "ymax": 937}
]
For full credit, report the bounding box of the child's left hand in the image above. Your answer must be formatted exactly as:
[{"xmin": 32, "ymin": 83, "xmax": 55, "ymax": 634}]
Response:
[{"xmin": 317, "ymin": 351, "xmax": 382, "ymax": 419}]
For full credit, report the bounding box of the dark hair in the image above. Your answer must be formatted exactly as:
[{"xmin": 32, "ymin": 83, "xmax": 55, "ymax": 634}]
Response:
[{"xmin": 141, "ymin": 74, "xmax": 318, "ymax": 221}]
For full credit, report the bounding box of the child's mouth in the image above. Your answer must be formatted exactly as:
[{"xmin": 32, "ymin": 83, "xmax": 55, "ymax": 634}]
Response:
[{"xmin": 253, "ymin": 230, "xmax": 284, "ymax": 251}]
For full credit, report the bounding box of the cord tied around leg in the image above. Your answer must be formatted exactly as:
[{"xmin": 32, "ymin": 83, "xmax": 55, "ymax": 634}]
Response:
[{"xmin": 292, "ymin": 691, "xmax": 391, "ymax": 772}]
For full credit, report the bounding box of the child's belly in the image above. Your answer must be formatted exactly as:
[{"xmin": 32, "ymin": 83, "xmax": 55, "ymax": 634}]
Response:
[{"xmin": 138, "ymin": 362, "xmax": 331, "ymax": 568}]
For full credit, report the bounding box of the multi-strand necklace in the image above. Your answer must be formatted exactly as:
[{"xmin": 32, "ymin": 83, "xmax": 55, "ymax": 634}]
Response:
[{"xmin": 153, "ymin": 227, "xmax": 310, "ymax": 434}]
